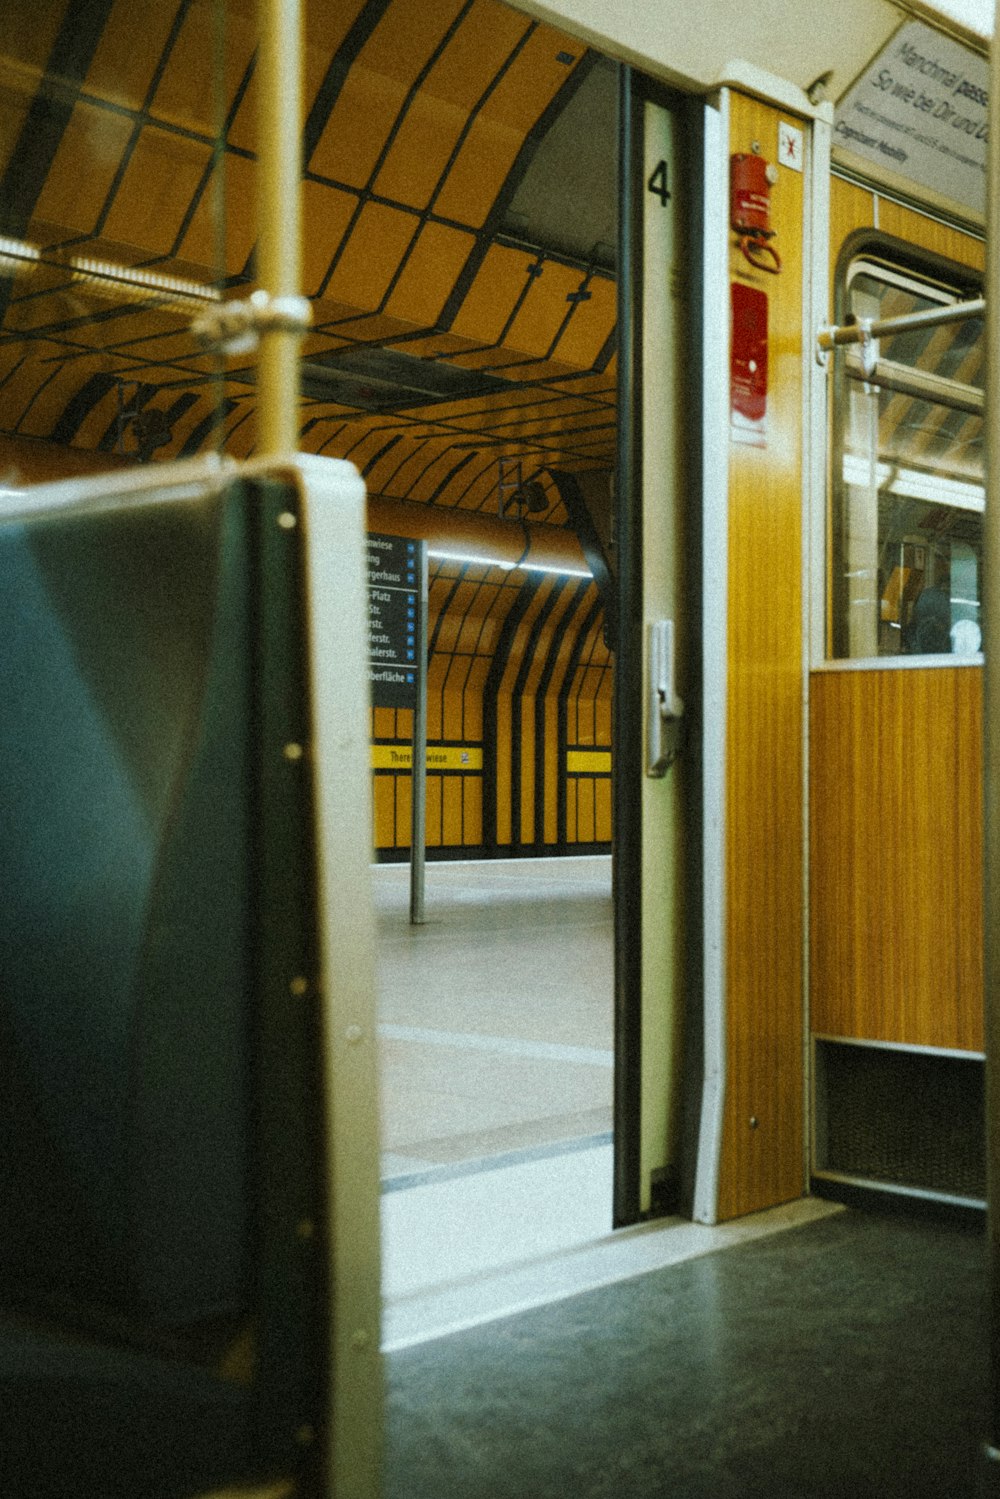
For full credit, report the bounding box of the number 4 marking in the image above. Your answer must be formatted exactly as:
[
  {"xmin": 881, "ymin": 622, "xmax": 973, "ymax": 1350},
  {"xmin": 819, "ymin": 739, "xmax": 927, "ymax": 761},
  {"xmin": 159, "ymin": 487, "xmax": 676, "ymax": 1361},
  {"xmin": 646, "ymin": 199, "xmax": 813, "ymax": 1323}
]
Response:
[
  {"xmin": 647, "ymin": 158, "xmax": 671, "ymax": 204},
  {"xmin": 647, "ymin": 159, "xmax": 671, "ymax": 206}
]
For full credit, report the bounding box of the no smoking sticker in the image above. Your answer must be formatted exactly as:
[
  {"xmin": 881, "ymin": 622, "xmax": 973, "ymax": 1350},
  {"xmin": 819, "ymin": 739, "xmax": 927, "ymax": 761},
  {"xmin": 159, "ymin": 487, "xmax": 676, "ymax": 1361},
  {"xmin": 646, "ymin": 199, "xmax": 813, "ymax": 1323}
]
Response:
[{"xmin": 778, "ymin": 121, "xmax": 803, "ymax": 172}]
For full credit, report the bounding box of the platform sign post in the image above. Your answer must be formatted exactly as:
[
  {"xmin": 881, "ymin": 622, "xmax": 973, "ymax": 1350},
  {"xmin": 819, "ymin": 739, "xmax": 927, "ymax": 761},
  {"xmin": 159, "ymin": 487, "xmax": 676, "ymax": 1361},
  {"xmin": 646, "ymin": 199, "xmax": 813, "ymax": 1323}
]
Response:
[{"xmin": 366, "ymin": 533, "xmax": 427, "ymax": 923}]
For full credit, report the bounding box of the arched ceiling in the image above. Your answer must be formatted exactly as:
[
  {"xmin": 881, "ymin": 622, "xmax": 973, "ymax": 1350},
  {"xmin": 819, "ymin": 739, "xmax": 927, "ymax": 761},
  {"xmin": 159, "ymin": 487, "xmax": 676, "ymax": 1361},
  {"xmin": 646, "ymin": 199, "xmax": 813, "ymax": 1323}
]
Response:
[{"xmin": 0, "ymin": 0, "xmax": 619, "ymax": 528}]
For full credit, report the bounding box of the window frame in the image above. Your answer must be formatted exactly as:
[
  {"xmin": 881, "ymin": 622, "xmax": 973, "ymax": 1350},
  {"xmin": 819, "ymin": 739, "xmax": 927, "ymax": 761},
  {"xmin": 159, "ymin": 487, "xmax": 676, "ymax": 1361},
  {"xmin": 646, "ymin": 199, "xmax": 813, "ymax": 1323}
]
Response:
[{"xmin": 827, "ymin": 229, "xmax": 984, "ymax": 666}]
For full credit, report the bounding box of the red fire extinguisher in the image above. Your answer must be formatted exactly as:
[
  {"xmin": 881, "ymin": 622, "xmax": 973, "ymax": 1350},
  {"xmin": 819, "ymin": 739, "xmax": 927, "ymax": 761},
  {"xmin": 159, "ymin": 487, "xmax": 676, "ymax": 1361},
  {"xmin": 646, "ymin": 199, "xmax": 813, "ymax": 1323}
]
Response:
[{"xmin": 730, "ymin": 153, "xmax": 781, "ymax": 274}]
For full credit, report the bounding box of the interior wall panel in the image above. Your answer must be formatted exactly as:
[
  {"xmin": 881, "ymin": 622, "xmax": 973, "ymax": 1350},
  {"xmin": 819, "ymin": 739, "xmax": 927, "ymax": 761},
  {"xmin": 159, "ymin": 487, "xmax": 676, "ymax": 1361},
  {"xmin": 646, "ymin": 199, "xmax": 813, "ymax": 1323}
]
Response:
[
  {"xmin": 717, "ymin": 91, "xmax": 807, "ymax": 1222},
  {"xmin": 815, "ymin": 186, "xmax": 986, "ymax": 1053},
  {"xmin": 810, "ymin": 666, "xmax": 983, "ymax": 1053}
]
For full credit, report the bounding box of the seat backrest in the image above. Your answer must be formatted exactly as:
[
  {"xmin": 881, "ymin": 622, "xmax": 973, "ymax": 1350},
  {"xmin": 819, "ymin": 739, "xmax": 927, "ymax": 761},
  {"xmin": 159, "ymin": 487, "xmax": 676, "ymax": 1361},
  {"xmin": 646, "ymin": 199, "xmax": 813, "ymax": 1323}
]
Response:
[{"xmin": 0, "ymin": 471, "xmax": 330, "ymax": 1498}]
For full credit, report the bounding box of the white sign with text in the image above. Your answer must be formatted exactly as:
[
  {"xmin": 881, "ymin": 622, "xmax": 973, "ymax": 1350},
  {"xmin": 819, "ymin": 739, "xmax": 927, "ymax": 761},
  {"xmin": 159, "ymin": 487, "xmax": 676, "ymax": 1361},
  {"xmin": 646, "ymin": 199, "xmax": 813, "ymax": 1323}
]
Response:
[{"xmin": 834, "ymin": 20, "xmax": 988, "ymax": 219}]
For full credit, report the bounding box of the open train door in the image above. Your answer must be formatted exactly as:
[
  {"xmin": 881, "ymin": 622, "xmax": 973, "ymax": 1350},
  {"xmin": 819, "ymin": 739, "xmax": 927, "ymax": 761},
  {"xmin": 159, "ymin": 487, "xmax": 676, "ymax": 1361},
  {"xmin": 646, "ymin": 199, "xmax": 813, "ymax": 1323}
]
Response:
[{"xmin": 613, "ymin": 70, "xmax": 702, "ymax": 1227}]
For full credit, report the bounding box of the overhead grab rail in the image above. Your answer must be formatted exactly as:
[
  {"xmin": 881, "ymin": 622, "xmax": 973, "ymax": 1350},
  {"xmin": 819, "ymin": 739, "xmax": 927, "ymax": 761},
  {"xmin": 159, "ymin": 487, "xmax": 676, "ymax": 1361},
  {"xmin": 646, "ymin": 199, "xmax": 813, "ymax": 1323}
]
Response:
[
  {"xmin": 816, "ymin": 297, "xmax": 985, "ymax": 370},
  {"xmin": 841, "ymin": 351, "xmax": 984, "ymax": 416}
]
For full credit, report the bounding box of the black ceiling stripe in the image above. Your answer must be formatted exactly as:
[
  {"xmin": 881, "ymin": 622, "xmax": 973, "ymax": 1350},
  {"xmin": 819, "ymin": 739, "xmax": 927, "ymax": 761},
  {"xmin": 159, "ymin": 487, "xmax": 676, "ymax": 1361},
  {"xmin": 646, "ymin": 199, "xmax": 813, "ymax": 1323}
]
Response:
[
  {"xmin": 373, "ymin": 438, "xmax": 429, "ymax": 495},
  {"xmin": 0, "ymin": 0, "xmax": 118, "ymax": 330},
  {"xmin": 0, "ymin": 0, "xmax": 117, "ymax": 238},
  {"xmin": 90, "ymin": 0, "xmax": 195, "ymax": 241},
  {"xmin": 425, "ymin": 384, "xmax": 608, "ymax": 426},
  {"xmin": 318, "ymin": 19, "xmax": 540, "ymax": 321},
  {"xmin": 447, "ymin": 572, "xmax": 490, "ymax": 670},
  {"xmin": 179, "ymin": 396, "xmax": 239, "ymax": 455},
  {"xmin": 340, "ymin": 420, "xmax": 405, "ymax": 463},
  {"xmin": 303, "ymin": 0, "xmax": 395, "ymax": 169},
  {"xmin": 313, "ymin": 192, "xmax": 414, "ymax": 301},
  {"xmin": 557, "ymin": 590, "xmax": 604, "ymax": 847},
  {"xmin": 225, "ymin": 406, "xmax": 256, "ymax": 446},
  {"xmin": 162, "ymin": 389, "xmax": 200, "ymax": 424},
  {"xmin": 256, "ymin": 0, "xmax": 396, "ymax": 287},
  {"xmin": 446, "ymin": 449, "xmax": 501, "ymax": 510},
  {"xmin": 510, "ymin": 575, "xmax": 561, "ymax": 847},
  {"xmin": 317, "ymin": 0, "xmax": 523, "ymax": 315},
  {"xmin": 412, "ymin": 448, "xmax": 478, "ymax": 502},
  {"xmin": 436, "ymin": 49, "xmax": 598, "ymax": 332},
  {"xmin": 462, "ymin": 577, "xmax": 506, "ymax": 678},
  {"xmin": 428, "ymin": 565, "xmax": 469, "ymax": 657},
  {"xmin": 593, "ymin": 325, "xmax": 618, "ymax": 373},
  {"xmin": 534, "ymin": 575, "xmax": 591, "ymax": 847},
  {"xmin": 48, "ymin": 370, "xmax": 118, "ymax": 444},
  {"xmin": 303, "ymin": 170, "xmax": 472, "ymax": 240},
  {"xmin": 424, "ymin": 19, "xmax": 536, "ymax": 226},
  {"xmin": 385, "ymin": 435, "xmax": 486, "ymax": 498},
  {"xmin": 360, "ymin": 435, "xmax": 402, "ymax": 476},
  {"xmin": 12, "ymin": 356, "xmax": 69, "ymax": 434},
  {"xmin": 495, "ymin": 233, "xmax": 615, "ymax": 279},
  {"xmin": 0, "ymin": 352, "xmax": 28, "ymax": 397},
  {"xmin": 542, "ymin": 271, "xmax": 595, "ymax": 362},
  {"xmin": 166, "ymin": 52, "xmax": 258, "ymax": 262},
  {"xmin": 469, "ymin": 401, "xmax": 612, "ymax": 438},
  {"xmin": 480, "ymin": 570, "xmax": 541, "ymax": 853},
  {"xmin": 317, "ymin": 13, "xmax": 538, "ymax": 308},
  {"xmin": 362, "ymin": 2, "xmax": 475, "ymax": 197},
  {"xmin": 315, "ymin": 422, "xmax": 352, "ymax": 456},
  {"xmin": 492, "ymin": 256, "xmax": 547, "ymax": 350}
]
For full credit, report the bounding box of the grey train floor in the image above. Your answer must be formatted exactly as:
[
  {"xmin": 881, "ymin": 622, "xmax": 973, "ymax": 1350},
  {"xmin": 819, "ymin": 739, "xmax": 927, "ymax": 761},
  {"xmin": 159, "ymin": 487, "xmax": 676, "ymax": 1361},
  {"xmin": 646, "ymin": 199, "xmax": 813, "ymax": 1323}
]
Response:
[{"xmin": 384, "ymin": 1206, "xmax": 989, "ymax": 1499}]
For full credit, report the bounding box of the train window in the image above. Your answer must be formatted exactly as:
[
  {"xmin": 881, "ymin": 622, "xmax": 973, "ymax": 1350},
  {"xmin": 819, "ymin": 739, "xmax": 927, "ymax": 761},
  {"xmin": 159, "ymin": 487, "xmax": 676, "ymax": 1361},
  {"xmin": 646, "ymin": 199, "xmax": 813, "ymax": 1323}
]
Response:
[{"xmin": 830, "ymin": 255, "xmax": 984, "ymax": 661}]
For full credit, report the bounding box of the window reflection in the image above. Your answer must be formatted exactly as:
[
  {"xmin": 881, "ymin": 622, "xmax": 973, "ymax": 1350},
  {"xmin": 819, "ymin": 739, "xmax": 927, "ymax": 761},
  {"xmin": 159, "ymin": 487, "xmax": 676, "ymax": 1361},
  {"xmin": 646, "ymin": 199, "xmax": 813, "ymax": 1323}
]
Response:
[{"xmin": 832, "ymin": 262, "xmax": 984, "ymax": 661}]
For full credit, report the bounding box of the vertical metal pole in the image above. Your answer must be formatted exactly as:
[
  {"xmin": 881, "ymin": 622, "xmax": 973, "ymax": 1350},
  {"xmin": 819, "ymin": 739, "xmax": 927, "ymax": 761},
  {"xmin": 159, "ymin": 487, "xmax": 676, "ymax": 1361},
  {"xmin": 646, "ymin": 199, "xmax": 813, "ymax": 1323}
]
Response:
[
  {"xmin": 256, "ymin": 0, "xmax": 304, "ymax": 457},
  {"xmin": 410, "ymin": 542, "xmax": 428, "ymax": 925},
  {"xmin": 983, "ymin": 4, "xmax": 1000, "ymax": 1484}
]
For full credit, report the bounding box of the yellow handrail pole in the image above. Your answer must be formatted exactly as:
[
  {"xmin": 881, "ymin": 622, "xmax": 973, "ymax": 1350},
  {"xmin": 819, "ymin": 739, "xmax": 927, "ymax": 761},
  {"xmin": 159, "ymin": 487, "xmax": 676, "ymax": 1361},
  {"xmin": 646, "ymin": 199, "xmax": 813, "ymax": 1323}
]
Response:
[{"xmin": 256, "ymin": 0, "xmax": 305, "ymax": 457}]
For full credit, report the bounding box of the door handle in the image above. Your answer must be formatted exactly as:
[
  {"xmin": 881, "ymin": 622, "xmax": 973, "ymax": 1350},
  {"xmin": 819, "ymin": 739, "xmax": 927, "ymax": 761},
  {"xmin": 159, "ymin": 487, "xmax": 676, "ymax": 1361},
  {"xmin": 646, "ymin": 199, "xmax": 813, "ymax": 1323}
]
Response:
[{"xmin": 647, "ymin": 619, "xmax": 684, "ymax": 778}]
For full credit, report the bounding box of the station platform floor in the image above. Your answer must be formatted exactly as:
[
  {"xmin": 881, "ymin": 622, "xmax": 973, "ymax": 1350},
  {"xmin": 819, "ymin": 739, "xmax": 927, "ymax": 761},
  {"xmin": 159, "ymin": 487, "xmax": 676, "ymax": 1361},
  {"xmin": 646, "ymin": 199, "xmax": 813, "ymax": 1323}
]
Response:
[{"xmin": 374, "ymin": 854, "xmax": 613, "ymax": 1186}]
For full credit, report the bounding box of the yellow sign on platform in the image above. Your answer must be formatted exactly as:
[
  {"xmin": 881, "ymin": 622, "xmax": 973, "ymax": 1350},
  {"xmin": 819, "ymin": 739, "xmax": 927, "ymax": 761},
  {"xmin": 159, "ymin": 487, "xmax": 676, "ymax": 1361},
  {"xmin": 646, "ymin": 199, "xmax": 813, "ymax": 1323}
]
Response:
[
  {"xmin": 566, "ymin": 750, "xmax": 612, "ymax": 774},
  {"xmin": 371, "ymin": 745, "xmax": 483, "ymax": 771}
]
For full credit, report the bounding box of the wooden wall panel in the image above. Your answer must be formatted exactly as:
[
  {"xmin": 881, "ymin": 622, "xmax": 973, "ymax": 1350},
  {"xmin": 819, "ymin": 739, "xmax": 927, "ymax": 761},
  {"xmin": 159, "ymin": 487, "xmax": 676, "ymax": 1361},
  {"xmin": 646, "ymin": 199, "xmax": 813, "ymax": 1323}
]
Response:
[
  {"xmin": 829, "ymin": 178, "xmax": 874, "ymax": 283},
  {"xmin": 718, "ymin": 93, "xmax": 806, "ymax": 1221},
  {"xmin": 810, "ymin": 667, "xmax": 983, "ymax": 1052},
  {"xmin": 829, "ymin": 177, "xmax": 985, "ymax": 282},
  {"xmin": 874, "ymin": 201, "xmax": 984, "ymax": 273}
]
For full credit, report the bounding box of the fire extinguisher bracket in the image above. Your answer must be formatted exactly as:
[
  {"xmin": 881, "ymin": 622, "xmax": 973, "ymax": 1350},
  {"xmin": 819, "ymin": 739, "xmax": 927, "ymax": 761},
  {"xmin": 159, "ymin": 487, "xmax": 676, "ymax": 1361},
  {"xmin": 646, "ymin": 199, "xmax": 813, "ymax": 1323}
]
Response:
[{"xmin": 730, "ymin": 152, "xmax": 782, "ymax": 275}]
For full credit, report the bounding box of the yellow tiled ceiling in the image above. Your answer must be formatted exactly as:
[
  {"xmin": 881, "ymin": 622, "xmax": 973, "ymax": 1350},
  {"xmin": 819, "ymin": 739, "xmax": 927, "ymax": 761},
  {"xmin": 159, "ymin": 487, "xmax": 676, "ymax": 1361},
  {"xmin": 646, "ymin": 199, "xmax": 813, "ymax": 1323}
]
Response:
[
  {"xmin": 84, "ymin": 0, "xmax": 181, "ymax": 113},
  {"xmin": 0, "ymin": 0, "xmax": 618, "ymax": 498},
  {"xmin": 100, "ymin": 127, "xmax": 214, "ymax": 257},
  {"xmin": 32, "ymin": 103, "xmax": 134, "ymax": 236},
  {"xmin": 308, "ymin": 0, "xmax": 467, "ymax": 187},
  {"xmin": 0, "ymin": 0, "xmax": 70, "ymax": 78},
  {"xmin": 150, "ymin": 0, "xmax": 257, "ymax": 138},
  {"xmin": 371, "ymin": 3, "xmax": 532, "ymax": 209}
]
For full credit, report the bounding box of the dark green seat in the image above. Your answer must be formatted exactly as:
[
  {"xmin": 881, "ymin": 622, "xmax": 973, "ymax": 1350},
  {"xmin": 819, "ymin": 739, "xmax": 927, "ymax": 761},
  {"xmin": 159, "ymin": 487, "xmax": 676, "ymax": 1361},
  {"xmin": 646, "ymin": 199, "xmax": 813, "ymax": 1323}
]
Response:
[{"xmin": 0, "ymin": 473, "xmax": 326, "ymax": 1497}]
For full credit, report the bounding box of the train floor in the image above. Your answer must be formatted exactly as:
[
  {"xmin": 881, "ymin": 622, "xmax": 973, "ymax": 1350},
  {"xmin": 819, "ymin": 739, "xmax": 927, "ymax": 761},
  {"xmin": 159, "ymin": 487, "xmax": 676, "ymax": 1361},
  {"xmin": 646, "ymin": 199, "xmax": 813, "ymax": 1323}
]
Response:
[{"xmin": 384, "ymin": 1203, "xmax": 989, "ymax": 1499}]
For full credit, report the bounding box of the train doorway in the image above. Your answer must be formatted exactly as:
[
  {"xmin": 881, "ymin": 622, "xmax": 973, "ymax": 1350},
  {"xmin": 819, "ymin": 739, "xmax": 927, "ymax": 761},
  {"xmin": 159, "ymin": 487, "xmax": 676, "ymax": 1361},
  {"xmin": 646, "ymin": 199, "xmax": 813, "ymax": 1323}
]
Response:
[{"xmin": 356, "ymin": 9, "xmax": 696, "ymax": 1317}]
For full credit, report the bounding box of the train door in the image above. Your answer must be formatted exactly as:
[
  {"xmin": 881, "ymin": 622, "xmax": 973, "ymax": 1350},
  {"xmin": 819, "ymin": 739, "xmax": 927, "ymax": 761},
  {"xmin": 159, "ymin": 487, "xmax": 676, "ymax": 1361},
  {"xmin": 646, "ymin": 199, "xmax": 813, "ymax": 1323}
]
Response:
[
  {"xmin": 371, "ymin": 32, "xmax": 697, "ymax": 1277},
  {"xmin": 613, "ymin": 71, "xmax": 694, "ymax": 1226}
]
